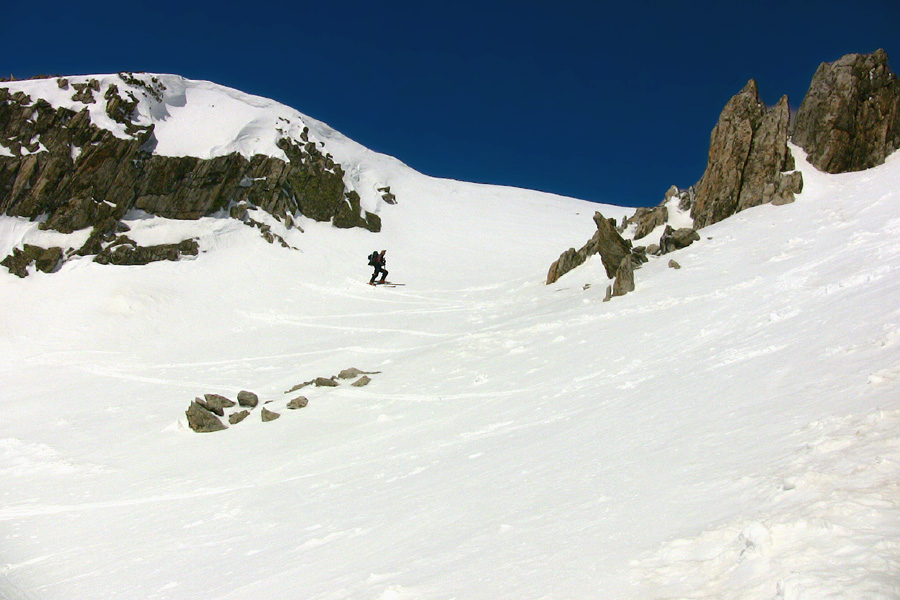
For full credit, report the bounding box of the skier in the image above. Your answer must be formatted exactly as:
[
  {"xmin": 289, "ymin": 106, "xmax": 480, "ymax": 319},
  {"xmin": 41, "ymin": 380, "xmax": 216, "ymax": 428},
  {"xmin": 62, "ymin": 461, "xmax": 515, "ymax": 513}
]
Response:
[{"xmin": 368, "ymin": 249, "xmax": 388, "ymax": 285}]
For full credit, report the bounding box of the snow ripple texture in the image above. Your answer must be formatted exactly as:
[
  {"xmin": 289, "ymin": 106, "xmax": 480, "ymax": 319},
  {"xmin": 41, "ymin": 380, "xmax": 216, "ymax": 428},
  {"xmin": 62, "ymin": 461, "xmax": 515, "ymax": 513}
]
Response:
[{"xmin": 633, "ymin": 409, "xmax": 900, "ymax": 600}]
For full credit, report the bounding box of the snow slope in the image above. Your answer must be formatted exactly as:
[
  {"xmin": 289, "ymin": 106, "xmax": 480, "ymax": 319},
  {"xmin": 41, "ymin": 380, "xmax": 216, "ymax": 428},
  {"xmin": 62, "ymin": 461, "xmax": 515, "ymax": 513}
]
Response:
[{"xmin": 1, "ymin": 77, "xmax": 899, "ymax": 599}]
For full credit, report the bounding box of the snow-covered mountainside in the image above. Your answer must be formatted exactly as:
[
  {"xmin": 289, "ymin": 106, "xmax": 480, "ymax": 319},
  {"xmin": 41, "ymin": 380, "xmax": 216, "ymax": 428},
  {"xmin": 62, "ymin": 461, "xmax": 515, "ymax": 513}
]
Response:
[
  {"xmin": 1, "ymin": 75, "xmax": 899, "ymax": 599},
  {"xmin": 0, "ymin": 73, "xmax": 400, "ymax": 213}
]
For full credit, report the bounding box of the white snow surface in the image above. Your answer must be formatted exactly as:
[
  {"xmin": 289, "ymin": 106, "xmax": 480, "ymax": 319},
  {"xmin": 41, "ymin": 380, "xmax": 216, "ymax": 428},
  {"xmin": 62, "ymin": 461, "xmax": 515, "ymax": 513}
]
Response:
[{"xmin": 1, "ymin": 77, "xmax": 899, "ymax": 599}]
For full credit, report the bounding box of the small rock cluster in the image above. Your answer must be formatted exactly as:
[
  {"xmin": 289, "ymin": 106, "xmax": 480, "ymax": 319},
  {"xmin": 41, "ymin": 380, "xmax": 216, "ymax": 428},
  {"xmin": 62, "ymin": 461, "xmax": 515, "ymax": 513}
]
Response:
[
  {"xmin": 185, "ymin": 391, "xmax": 260, "ymax": 433},
  {"xmin": 184, "ymin": 368, "xmax": 380, "ymax": 433}
]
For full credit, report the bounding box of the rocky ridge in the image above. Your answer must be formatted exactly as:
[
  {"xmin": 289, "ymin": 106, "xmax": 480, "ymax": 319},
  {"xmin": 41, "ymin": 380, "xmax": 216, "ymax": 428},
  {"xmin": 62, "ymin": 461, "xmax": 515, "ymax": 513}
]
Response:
[
  {"xmin": 546, "ymin": 50, "xmax": 899, "ymax": 295},
  {"xmin": 0, "ymin": 73, "xmax": 386, "ymax": 276}
]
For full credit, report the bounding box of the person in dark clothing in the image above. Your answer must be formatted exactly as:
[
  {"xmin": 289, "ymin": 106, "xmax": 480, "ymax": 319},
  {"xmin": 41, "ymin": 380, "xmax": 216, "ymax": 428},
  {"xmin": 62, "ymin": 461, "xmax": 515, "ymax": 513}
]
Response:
[{"xmin": 369, "ymin": 249, "xmax": 388, "ymax": 284}]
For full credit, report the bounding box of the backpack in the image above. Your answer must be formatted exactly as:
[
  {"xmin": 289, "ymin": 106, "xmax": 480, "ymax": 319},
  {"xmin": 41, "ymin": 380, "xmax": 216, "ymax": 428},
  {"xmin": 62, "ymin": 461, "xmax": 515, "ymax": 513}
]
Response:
[{"xmin": 367, "ymin": 251, "xmax": 378, "ymax": 266}]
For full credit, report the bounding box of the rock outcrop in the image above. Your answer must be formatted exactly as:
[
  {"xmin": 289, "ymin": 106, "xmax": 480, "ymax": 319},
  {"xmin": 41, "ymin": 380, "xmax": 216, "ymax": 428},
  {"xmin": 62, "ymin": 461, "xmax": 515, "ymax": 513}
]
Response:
[
  {"xmin": 611, "ymin": 255, "xmax": 635, "ymax": 297},
  {"xmin": 659, "ymin": 226, "xmax": 700, "ymax": 255},
  {"xmin": 628, "ymin": 205, "xmax": 668, "ymax": 241},
  {"xmin": 0, "ymin": 244, "xmax": 63, "ymax": 277},
  {"xmin": 691, "ymin": 80, "xmax": 802, "ymax": 229},
  {"xmin": 93, "ymin": 237, "xmax": 199, "ymax": 266},
  {"xmin": 793, "ymin": 49, "xmax": 900, "ymax": 174},
  {"xmin": 0, "ymin": 74, "xmax": 386, "ymax": 276},
  {"xmin": 546, "ymin": 211, "xmax": 632, "ymax": 284},
  {"xmin": 546, "ymin": 51, "xmax": 897, "ymax": 299}
]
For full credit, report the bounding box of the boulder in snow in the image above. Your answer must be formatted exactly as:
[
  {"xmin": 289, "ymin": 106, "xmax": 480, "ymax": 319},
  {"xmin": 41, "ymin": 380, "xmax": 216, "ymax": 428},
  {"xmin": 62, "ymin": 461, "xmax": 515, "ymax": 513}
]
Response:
[
  {"xmin": 237, "ymin": 391, "xmax": 259, "ymax": 408},
  {"xmin": 228, "ymin": 410, "xmax": 251, "ymax": 425},
  {"xmin": 659, "ymin": 226, "xmax": 700, "ymax": 255},
  {"xmin": 186, "ymin": 401, "xmax": 228, "ymax": 433},
  {"xmin": 202, "ymin": 394, "xmax": 236, "ymax": 415},
  {"xmin": 287, "ymin": 396, "xmax": 309, "ymax": 410},
  {"xmin": 351, "ymin": 376, "xmax": 372, "ymax": 387}
]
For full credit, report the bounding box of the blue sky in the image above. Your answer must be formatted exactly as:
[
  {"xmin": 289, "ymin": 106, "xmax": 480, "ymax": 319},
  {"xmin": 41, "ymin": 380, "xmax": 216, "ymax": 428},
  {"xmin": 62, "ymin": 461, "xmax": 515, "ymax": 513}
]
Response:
[{"xmin": 2, "ymin": 0, "xmax": 898, "ymax": 207}]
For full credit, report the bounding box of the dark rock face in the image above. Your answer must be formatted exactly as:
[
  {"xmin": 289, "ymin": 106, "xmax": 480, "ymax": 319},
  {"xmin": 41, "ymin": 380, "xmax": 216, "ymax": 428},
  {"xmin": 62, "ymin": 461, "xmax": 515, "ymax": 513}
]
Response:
[
  {"xmin": 93, "ymin": 237, "xmax": 199, "ymax": 266},
  {"xmin": 0, "ymin": 244, "xmax": 63, "ymax": 277},
  {"xmin": 691, "ymin": 80, "xmax": 802, "ymax": 229},
  {"xmin": 793, "ymin": 49, "xmax": 900, "ymax": 174},
  {"xmin": 546, "ymin": 211, "xmax": 632, "ymax": 284},
  {"xmin": 0, "ymin": 76, "xmax": 385, "ymax": 275},
  {"xmin": 377, "ymin": 186, "xmax": 397, "ymax": 205}
]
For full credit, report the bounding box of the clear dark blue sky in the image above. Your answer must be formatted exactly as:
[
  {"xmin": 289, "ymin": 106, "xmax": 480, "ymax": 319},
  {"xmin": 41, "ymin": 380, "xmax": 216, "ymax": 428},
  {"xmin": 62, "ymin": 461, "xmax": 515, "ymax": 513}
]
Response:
[{"xmin": 2, "ymin": 0, "xmax": 898, "ymax": 207}]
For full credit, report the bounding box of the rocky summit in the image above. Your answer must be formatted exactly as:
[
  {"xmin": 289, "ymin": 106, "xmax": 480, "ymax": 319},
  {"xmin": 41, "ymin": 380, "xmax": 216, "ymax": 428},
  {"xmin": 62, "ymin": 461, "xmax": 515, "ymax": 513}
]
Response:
[{"xmin": 0, "ymin": 73, "xmax": 386, "ymax": 276}]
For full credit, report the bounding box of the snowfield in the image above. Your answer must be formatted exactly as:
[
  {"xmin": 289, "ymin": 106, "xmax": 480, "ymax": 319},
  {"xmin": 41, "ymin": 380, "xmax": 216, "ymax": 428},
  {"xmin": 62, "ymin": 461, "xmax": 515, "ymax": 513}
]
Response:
[{"xmin": 1, "ymin": 76, "xmax": 899, "ymax": 600}]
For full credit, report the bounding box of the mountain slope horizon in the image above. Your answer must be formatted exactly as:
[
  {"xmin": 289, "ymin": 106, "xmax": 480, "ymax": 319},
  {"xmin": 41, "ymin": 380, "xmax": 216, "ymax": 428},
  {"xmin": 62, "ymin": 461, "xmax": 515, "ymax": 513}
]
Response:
[{"xmin": 1, "ymin": 69, "xmax": 899, "ymax": 599}]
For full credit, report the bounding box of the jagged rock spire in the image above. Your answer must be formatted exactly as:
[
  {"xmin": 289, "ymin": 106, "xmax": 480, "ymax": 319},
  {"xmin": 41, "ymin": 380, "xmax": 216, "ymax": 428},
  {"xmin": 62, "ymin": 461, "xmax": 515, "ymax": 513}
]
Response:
[
  {"xmin": 691, "ymin": 79, "xmax": 801, "ymax": 229},
  {"xmin": 793, "ymin": 48, "xmax": 900, "ymax": 174}
]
